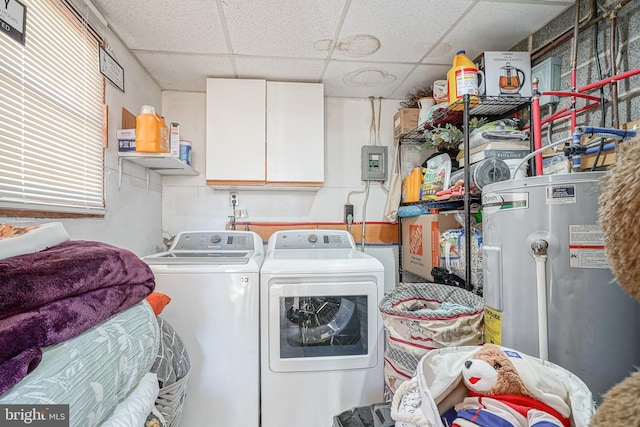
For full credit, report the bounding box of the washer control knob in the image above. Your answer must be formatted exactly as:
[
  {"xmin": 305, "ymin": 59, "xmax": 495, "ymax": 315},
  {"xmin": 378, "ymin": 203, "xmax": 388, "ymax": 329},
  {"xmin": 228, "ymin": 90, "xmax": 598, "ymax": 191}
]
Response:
[
  {"xmin": 211, "ymin": 234, "xmax": 221, "ymax": 244},
  {"xmin": 308, "ymin": 234, "xmax": 318, "ymax": 243}
]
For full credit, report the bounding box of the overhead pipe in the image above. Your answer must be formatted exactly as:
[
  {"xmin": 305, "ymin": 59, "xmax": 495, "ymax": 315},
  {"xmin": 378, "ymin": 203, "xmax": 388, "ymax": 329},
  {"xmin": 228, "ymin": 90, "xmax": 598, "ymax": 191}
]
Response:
[
  {"xmin": 531, "ymin": 0, "xmax": 599, "ymax": 62},
  {"xmin": 531, "ymin": 0, "xmax": 632, "ymax": 63},
  {"xmin": 570, "ymin": 0, "xmax": 581, "ymax": 133},
  {"xmin": 578, "ymin": 67, "xmax": 640, "ymax": 93},
  {"xmin": 531, "ymin": 79, "xmax": 544, "ymax": 175}
]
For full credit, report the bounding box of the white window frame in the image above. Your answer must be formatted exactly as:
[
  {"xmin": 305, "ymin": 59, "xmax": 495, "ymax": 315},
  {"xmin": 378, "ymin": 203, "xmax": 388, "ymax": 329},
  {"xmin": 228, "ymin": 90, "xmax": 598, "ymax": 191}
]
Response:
[{"xmin": 0, "ymin": 0, "xmax": 106, "ymax": 218}]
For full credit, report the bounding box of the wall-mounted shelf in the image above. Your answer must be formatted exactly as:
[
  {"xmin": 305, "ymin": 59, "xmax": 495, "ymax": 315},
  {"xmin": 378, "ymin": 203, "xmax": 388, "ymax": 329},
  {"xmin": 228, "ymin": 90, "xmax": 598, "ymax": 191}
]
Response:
[{"xmin": 118, "ymin": 152, "xmax": 198, "ymax": 190}]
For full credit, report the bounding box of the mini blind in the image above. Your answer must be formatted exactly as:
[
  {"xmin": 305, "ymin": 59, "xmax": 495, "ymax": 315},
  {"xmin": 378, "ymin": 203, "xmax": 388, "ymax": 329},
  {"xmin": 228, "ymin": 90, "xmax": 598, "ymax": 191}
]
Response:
[{"xmin": 0, "ymin": 0, "xmax": 105, "ymax": 216}]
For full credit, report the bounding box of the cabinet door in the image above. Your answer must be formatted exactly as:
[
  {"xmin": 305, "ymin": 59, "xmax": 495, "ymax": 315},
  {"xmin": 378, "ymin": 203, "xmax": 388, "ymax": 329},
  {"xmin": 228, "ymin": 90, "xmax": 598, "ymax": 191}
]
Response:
[
  {"xmin": 266, "ymin": 82, "xmax": 324, "ymax": 186},
  {"xmin": 206, "ymin": 78, "xmax": 266, "ymax": 185}
]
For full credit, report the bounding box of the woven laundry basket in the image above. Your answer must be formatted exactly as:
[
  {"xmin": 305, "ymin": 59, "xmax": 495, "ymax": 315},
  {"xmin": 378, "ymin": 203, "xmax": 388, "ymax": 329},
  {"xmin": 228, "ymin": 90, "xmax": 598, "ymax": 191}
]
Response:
[
  {"xmin": 379, "ymin": 283, "xmax": 484, "ymax": 396},
  {"xmin": 155, "ymin": 367, "xmax": 190, "ymax": 427}
]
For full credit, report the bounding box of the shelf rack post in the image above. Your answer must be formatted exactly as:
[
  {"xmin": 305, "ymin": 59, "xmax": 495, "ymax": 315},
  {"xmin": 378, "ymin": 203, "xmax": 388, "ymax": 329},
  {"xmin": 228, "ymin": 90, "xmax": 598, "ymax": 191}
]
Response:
[{"xmin": 462, "ymin": 95, "xmax": 472, "ymax": 290}]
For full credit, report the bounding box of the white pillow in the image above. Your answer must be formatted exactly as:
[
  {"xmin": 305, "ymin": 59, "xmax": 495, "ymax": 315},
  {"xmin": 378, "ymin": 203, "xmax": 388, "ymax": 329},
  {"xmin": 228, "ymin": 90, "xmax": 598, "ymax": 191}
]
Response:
[{"xmin": 0, "ymin": 222, "xmax": 69, "ymax": 260}]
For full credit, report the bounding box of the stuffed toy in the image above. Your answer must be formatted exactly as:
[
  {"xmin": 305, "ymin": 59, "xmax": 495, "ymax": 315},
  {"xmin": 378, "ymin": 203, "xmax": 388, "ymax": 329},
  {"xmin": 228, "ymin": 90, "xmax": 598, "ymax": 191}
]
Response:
[
  {"xmin": 589, "ymin": 139, "xmax": 640, "ymax": 425},
  {"xmin": 452, "ymin": 344, "xmax": 570, "ymax": 427}
]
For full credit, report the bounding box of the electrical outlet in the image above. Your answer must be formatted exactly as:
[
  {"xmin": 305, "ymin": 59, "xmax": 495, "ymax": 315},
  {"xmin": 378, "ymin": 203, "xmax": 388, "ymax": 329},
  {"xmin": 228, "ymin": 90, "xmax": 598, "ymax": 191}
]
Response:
[
  {"xmin": 230, "ymin": 192, "xmax": 239, "ymax": 207},
  {"xmin": 344, "ymin": 204, "xmax": 354, "ymax": 223}
]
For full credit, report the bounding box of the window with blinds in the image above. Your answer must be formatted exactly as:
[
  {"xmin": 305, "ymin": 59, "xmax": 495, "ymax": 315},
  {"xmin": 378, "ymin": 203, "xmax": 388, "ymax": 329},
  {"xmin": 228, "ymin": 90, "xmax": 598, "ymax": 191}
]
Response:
[{"xmin": 0, "ymin": 0, "xmax": 105, "ymax": 217}]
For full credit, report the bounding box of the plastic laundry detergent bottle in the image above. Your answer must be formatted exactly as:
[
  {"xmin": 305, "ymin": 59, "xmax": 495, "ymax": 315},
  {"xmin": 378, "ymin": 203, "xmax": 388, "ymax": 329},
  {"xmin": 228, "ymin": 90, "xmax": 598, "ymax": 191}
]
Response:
[
  {"xmin": 447, "ymin": 50, "xmax": 480, "ymax": 110},
  {"xmin": 135, "ymin": 105, "xmax": 170, "ymax": 153}
]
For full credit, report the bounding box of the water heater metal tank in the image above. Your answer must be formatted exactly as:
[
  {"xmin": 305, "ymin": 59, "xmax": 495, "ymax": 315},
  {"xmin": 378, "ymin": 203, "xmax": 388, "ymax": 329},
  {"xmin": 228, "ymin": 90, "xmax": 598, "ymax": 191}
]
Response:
[{"xmin": 481, "ymin": 172, "xmax": 640, "ymax": 401}]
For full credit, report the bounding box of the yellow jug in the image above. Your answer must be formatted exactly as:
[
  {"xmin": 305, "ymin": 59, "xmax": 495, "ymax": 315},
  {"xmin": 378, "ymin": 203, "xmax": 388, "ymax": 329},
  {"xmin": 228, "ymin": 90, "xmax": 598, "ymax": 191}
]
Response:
[
  {"xmin": 401, "ymin": 167, "xmax": 423, "ymax": 203},
  {"xmin": 447, "ymin": 50, "xmax": 480, "ymax": 111}
]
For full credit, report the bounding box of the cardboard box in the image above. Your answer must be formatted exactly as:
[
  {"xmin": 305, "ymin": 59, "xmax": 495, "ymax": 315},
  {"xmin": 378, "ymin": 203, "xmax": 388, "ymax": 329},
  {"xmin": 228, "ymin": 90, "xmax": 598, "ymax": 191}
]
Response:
[
  {"xmin": 477, "ymin": 51, "xmax": 532, "ymax": 97},
  {"xmin": 170, "ymin": 122, "xmax": 181, "ymax": 158},
  {"xmin": 401, "ymin": 213, "xmax": 461, "ymax": 280},
  {"xmin": 394, "ymin": 108, "xmax": 419, "ymax": 139}
]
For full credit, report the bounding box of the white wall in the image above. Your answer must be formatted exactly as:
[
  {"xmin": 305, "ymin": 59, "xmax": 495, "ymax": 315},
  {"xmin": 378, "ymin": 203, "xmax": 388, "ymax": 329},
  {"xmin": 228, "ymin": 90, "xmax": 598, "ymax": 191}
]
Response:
[
  {"xmin": 1, "ymin": 30, "xmax": 404, "ymax": 288},
  {"xmin": 160, "ymin": 92, "xmax": 402, "ymax": 289},
  {"xmin": 0, "ymin": 27, "xmax": 165, "ymax": 257}
]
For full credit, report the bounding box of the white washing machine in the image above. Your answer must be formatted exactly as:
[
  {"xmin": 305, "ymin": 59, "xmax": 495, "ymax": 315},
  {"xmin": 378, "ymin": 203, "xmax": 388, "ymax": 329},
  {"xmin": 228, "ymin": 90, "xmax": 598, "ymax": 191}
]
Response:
[
  {"xmin": 143, "ymin": 230, "xmax": 264, "ymax": 427},
  {"xmin": 260, "ymin": 230, "xmax": 385, "ymax": 427}
]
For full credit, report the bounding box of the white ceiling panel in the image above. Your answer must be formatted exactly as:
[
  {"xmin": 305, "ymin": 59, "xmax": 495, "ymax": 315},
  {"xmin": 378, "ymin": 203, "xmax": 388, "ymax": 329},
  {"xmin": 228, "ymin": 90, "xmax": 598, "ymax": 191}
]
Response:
[
  {"xmin": 390, "ymin": 64, "xmax": 452, "ymax": 100},
  {"xmin": 442, "ymin": 1, "xmax": 574, "ymax": 61},
  {"xmin": 234, "ymin": 57, "xmax": 325, "ymax": 82},
  {"xmin": 94, "ymin": 0, "xmax": 228, "ymax": 54},
  {"xmin": 222, "ymin": 0, "xmax": 346, "ymax": 58},
  {"xmin": 135, "ymin": 52, "xmax": 236, "ymax": 92},
  {"xmin": 323, "ymin": 61, "xmax": 417, "ymax": 98},
  {"xmin": 337, "ymin": 0, "xmax": 474, "ymax": 63},
  {"xmin": 91, "ymin": 0, "xmax": 576, "ymax": 98}
]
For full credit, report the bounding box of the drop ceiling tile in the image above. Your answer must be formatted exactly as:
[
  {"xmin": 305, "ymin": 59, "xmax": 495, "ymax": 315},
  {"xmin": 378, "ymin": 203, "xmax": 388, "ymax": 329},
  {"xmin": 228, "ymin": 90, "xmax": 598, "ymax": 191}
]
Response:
[
  {"xmin": 441, "ymin": 1, "xmax": 572, "ymax": 61},
  {"xmin": 135, "ymin": 52, "xmax": 236, "ymax": 92},
  {"xmin": 94, "ymin": 0, "xmax": 228, "ymax": 53},
  {"xmin": 323, "ymin": 60, "xmax": 416, "ymax": 98},
  {"xmin": 390, "ymin": 64, "xmax": 451, "ymax": 100},
  {"xmin": 337, "ymin": 0, "xmax": 474, "ymax": 63},
  {"xmin": 92, "ymin": 0, "xmax": 576, "ymax": 98},
  {"xmin": 222, "ymin": 0, "xmax": 346, "ymax": 58},
  {"xmin": 234, "ymin": 57, "xmax": 325, "ymax": 82}
]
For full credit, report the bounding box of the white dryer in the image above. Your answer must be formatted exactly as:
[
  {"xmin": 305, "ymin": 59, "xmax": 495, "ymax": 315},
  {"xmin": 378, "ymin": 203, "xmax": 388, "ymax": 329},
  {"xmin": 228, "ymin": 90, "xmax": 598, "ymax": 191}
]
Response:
[
  {"xmin": 144, "ymin": 231, "xmax": 264, "ymax": 427},
  {"xmin": 260, "ymin": 230, "xmax": 385, "ymax": 427}
]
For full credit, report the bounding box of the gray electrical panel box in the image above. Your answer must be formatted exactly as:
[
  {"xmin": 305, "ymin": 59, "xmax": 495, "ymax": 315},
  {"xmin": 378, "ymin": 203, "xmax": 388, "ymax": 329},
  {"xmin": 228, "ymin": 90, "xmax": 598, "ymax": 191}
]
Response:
[
  {"xmin": 361, "ymin": 145, "xmax": 388, "ymax": 181},
  {"xmin": 532, "ymin": 57, "xmax": 562, "ymax": 107}
]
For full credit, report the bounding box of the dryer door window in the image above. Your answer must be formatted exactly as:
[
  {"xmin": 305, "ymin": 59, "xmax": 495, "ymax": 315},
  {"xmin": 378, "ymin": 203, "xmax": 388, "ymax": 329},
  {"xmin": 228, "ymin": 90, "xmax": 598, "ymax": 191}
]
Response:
[
  {"xmin": 268, "ymin": 281, "xmax": 379, "ymax": 372},
  {"xmin": 280, "ymin": 294, "xmax": 368, "ymax": 358}
]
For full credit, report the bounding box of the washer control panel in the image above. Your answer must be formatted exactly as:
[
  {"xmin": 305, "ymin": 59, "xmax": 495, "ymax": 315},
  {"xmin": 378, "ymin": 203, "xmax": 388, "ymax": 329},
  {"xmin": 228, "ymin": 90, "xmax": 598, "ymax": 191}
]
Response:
[
  {"xmin": 273, "ymin": 230, "xmax": 354, "ymax": 250},
  {"xmin": 171, "ymin": 232, "xmax": 255, "ymax": 251}
]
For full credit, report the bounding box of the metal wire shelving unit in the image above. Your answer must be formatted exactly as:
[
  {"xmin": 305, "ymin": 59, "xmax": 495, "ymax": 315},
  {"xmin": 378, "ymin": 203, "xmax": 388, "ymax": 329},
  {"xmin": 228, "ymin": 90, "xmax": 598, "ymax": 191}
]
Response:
[{"xmin": 397, "ymin": 95, "xmax": 532, "ymax": 291}]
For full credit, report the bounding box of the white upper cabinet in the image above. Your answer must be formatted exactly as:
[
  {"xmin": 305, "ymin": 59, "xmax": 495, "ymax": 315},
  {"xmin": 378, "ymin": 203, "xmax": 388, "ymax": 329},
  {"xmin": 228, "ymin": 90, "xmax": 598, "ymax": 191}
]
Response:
[
  {"xmin": 205, "ymin": 78, "xmax": 324, "ymax": 189},
  {"xmin": 206, "ymin": 78, "xmax": 267, "ymax": 185},
  {"xmin": 266, "ymin": 81, "xmax": 324, "ymax": 186}
]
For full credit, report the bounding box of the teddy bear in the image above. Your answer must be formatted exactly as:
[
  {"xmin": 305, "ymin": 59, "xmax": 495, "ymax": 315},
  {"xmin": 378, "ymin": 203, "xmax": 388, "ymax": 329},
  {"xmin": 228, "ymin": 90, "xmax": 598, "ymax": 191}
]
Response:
[
  {"xmin": 588, "ymin": 139, "xmax": 640, "ymax": 425},
  {"xmin": 451, "ymin": 344, "xmax": 570, "ymax": 427}
]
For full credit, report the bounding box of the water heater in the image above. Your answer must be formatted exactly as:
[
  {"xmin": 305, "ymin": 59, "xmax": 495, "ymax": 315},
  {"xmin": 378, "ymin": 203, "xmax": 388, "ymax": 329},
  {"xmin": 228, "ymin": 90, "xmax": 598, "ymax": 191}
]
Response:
[{"xmin": 481, "ymin": 172, "xmax": 640, "ymax": 401}]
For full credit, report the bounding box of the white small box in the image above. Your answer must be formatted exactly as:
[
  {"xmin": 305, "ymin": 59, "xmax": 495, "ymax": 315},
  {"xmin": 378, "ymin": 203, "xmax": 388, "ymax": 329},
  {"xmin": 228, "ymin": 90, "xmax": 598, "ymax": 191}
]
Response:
[
  {"xmin": 477, "ymin": 51, "xmax": 532, "ymax": 97},
  {"xmin": 116, "ymin": 128, "xmax": 136, "ymax": 140},
  {"xmin": 170, "ymin": 122, "xmax": 180, "ymax": 158}
]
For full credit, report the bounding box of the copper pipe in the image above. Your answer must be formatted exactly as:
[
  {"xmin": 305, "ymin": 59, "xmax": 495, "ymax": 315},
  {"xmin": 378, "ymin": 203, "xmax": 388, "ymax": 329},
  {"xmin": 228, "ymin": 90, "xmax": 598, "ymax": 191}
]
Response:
[
  {"xmin": 532, "ymin": 0, "xmax": 599, "ymax": 62},
  {"xmin": 532, "ymin": 0, "xmax": 634, "ymax": 62},
  {"xmin": 570, "ymin": 0, "xmax": 581, "ymax": 132},
  {"xmin": 609, "ymin": 8, "xmax": 620, "ymax": 131}
]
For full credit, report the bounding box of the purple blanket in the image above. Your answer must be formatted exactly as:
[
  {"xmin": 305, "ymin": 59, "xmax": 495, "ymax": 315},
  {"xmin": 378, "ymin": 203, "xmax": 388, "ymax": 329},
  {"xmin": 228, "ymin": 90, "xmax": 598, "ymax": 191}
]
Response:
[{"xmin": 0, "ymin": 240, "xmax": 155, "ymax": 396}]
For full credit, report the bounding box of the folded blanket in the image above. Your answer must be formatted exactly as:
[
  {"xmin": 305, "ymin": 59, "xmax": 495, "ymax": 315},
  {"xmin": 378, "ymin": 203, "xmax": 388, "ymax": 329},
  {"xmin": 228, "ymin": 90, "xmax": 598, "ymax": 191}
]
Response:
[{"xmin": 0, "ymin": 240, "xmax": 155, "ymax": 395}]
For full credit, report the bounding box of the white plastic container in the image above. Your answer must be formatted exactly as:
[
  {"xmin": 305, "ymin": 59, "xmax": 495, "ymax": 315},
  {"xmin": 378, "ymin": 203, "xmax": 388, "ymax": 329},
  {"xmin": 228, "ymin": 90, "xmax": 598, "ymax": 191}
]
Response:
[{"xmin": 179, "ymin": 140, "xmax": 191, "ymax": 165}]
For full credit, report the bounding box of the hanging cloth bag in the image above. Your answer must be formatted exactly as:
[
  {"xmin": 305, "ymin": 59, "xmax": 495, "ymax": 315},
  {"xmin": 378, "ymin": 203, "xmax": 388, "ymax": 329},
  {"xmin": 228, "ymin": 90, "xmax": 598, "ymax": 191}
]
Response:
[{"xmin": 384, "ymin": 136, "xmax": 402, "ymax": 223}]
